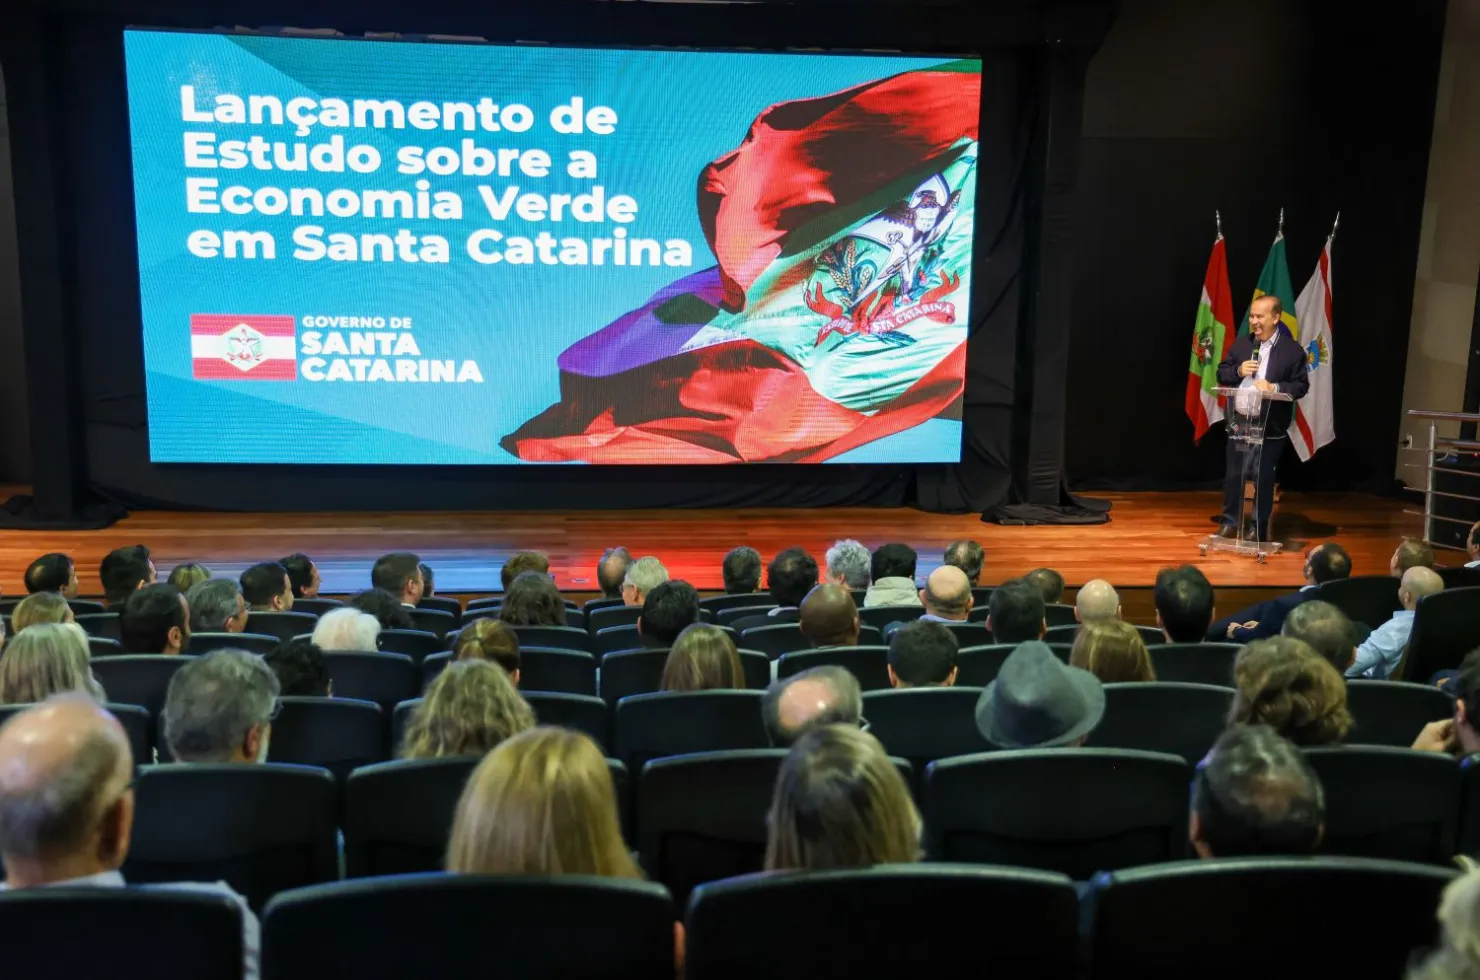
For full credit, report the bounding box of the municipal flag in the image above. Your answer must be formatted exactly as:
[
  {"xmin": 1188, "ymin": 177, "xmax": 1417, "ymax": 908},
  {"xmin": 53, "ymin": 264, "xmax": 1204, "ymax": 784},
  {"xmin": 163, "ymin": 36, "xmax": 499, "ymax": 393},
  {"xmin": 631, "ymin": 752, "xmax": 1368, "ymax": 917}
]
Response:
[
  {"xmin": 1185, "ymin": 234, "xmax": 1236, "ymax": 442},
  {"xmin": 1291, "ymin": 229, "xmax": 1336, "ymax": 461},
  {"xmin": 190, "ymin": 314, "xmax": 297, "ymax": 380}
]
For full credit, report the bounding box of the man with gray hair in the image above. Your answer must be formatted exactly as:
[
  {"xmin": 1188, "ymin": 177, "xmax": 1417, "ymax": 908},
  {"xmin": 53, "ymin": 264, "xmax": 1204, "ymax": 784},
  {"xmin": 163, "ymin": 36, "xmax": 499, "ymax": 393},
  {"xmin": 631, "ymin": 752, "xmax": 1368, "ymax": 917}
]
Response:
[
  {"xmin": 761, "ymin": 665, "xmax": 863, "ymax": 747},
  {"xmin": 163, "ymin": 650, "xmax": 281, "ymax": 764},
  {"xmin": 621, "ymin": 556, "xmax": 670, "ymax": 607},
  {"xmin": 721, "ymin": 546, "xmax": 763, "ymax": 595},
  {"xmin": 0, "ymin": 695, "xmax": 259, "ymax": 977},
  {"xmin": 943, "ymin": 540, "xmax": 985, "ymax": 583},
  {"xmin": 186, "ymin": 578, "xmax": 249, "ymax": 635},
  {"xmin": 596, "ymin": 547, "xmax": 633, "ymax": 599},
  {"xmin": 824, "ymin": 539, "xmax": 872, "ymax": 590},
  {"xmin": 1190, "ymin": 724, "xmax": 1325, "ymax": 858},
  {"xmin": 1281, "ymin": 600, "xmax": 1356, "ymax": 672},
  {"xmin": 1074, "ymin": 579, "xmax": 1121, "ymax": 624}
]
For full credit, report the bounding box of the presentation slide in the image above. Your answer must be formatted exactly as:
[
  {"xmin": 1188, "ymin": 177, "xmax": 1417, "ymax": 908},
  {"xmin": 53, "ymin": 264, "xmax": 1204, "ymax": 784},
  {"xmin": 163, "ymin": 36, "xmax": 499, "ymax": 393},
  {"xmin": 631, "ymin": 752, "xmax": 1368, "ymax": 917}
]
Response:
[{"xmin": 124, "ymin": 30, "xmax": 982, "ymax": 464}]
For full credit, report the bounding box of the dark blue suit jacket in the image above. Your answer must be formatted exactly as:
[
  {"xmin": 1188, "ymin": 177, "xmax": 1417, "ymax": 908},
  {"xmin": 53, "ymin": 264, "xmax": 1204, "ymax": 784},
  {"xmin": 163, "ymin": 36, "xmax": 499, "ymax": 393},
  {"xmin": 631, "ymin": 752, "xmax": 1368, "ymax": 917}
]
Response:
[
  {"xmin": 1216, "ymin": 324, "xmax": 1311, "ymax": 439},
  {"xmin": 1205, "ymin": 587, "xmax": 1318, "ymax": 643}
]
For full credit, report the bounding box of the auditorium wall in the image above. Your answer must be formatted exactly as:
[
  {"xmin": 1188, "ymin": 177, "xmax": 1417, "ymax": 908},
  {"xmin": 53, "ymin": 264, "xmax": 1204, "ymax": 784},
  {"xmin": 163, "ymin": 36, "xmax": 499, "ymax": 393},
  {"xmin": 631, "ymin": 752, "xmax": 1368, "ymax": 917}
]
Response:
[{"xmin": 0, "ymin": 69, "xmax": 30, "ymax": 484}]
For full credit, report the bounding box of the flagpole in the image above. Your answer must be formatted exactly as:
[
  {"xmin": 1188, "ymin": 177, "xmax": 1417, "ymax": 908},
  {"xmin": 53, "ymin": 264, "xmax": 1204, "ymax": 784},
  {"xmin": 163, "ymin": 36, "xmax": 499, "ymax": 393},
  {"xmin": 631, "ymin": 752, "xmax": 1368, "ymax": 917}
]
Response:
[
  {"xmin": 1277, "ymin": 207, "xmax": 1285, "ymax": 240},
  {"xmin": 1330, "ymin": 211, "xmax": 1340, "ymax": 242},
  {"xmin": 1215, "ymin": 209, "xmax": 1223, "ymax": 241}
]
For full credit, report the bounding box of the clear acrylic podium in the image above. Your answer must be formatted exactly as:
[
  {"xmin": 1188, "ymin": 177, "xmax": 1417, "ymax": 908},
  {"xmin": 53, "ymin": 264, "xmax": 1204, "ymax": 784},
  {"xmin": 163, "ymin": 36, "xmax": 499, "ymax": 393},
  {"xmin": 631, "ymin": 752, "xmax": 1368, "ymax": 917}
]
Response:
[{"xmin": 1200, "ymin": 385, "xmax": 1294, "ymax": 562}]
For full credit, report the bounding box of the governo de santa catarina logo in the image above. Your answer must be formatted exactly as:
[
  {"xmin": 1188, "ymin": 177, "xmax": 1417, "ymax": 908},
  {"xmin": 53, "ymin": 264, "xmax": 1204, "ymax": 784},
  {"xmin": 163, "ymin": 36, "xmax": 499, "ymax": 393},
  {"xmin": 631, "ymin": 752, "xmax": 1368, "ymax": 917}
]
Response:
[{"xmin": 190, "ymin": 314, "xmax": 297, "ymax": 380}]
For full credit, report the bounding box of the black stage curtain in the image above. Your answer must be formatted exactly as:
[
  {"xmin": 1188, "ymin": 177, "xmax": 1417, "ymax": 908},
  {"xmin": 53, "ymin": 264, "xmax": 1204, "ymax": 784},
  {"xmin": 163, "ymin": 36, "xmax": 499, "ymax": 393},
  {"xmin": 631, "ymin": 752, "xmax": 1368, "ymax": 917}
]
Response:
[{"xmin": 1, "ymin": 0, "xmax": 1110, "ymax": 515}]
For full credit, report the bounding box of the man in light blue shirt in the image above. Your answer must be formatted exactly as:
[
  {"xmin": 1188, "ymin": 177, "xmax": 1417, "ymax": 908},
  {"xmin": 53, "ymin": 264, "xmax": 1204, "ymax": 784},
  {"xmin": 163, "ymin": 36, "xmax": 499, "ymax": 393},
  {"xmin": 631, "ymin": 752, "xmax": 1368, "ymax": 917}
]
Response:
[
  {"xmin": 0, "ymin": 696, "xmax": 258, "ymax": 980},
  {"xmin": 1345, "ymin": 567, "xmax": 1444, "ymax": 680}
]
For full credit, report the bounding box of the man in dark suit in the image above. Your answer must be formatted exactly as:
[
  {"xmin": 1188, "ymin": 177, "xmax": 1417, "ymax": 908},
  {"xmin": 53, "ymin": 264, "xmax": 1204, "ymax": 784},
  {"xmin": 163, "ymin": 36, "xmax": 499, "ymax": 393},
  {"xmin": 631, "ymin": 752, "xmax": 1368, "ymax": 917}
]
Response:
[
  {"xmin": 1216, "ymin": 295, "xmax": 1310, "ymax": 541},
  {"xmin": 1205, "ymin": 542, "xmax": 1351, "ymax": 643}
]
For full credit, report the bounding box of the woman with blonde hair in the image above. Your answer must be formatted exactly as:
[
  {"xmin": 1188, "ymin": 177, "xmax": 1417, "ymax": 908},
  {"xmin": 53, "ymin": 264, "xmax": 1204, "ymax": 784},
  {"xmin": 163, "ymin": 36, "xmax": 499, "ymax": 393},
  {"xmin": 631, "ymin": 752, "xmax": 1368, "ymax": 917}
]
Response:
[
  {"xmin": 0, "ymin": 622, "xmax": 105, "ymax": 705},
  {"xmin": 1409, "ymin": 861, "xmax": 1480, "ymax": 980},
  {"xmin": 454, "ymin": 618, "xmax": 521, "ymax": 685},
  {"xmin": 166, "ymin": 563, "xmax": 212, "ymax": 593},
  {"xmin": 401, "ymin": 660, "xmax": 535, "ymax": 760},
  {"xmin": 661, "ymin": 623, "xmax": 745, "ymax": 692},
  {"xmin": 1230, "ymin": 636, "xmax": 1352, "ymax": 746},
  {"xmin": 10, "ymin": 592, "xmax": 75, "ymax": 632},
  {"xmin": 765, "ymin": 724, "xmax": 921, "ymax": 871},
  {"xmin": 1070, "ymin": 620, "xmax": 1156, "ymax": 684}
]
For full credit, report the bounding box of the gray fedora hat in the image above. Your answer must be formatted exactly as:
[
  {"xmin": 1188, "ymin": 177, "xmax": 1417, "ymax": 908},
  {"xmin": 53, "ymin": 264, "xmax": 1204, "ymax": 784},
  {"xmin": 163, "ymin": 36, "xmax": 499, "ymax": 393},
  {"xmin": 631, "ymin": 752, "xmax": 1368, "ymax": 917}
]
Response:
[{"xmin": 974, "ymin": 641, "xmax": 1105, "ymax": 749}]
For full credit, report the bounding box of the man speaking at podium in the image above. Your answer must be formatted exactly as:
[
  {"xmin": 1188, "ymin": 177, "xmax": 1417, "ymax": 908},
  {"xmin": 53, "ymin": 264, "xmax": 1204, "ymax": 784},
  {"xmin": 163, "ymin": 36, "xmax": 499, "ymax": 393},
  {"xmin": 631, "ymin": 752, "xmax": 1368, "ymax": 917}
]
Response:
[{"xmin": 1215, "ymin": 295, "xmax": 1309, "ymax": 542}]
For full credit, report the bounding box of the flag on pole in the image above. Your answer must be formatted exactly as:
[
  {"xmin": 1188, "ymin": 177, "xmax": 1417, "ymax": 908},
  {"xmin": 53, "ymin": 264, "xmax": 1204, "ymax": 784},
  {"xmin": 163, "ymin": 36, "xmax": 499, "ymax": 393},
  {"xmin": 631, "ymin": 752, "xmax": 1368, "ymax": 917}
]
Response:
[
  {"xmin": 1185, "ymin": 228, "xmax": 1236, "ymax": 442},
  {"xmin": 1238, "ymin": 213, "xmax": 1299, "ymax": 338},
  {"xmin": 1291, "ymin": 219, "xmax": 1337, "ymax": 461}
]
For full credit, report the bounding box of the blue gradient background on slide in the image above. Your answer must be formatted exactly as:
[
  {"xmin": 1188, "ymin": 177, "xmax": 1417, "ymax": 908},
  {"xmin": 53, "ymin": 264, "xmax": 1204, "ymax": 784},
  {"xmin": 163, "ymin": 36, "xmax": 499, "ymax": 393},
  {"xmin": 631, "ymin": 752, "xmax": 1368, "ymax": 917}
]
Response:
[{"xmin": 124, "ymin": 31, "xmax": 966, "ymax": 464}]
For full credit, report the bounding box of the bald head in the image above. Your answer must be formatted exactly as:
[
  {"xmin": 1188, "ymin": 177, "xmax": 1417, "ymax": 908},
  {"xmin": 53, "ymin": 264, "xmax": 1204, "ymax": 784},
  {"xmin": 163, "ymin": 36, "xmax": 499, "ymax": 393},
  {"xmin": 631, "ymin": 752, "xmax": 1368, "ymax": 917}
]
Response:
[
  {"xmin": 799, "ymin": 584, "xmax": 860, "ymax": 648},
  {"xmin": 923, "ymin": 565, "xmax": 972, "ymax": 620},
  {"xmin": 762, "ymin": 666, "xmax": 863, "ymax": 747},
  {"xmin": 1075, "ymin": 579, "xmax": 1120, "ymax": 623},
  {"xmin": 1400, "ymin": 566, "xmax": 1444, "ymax": 610}
]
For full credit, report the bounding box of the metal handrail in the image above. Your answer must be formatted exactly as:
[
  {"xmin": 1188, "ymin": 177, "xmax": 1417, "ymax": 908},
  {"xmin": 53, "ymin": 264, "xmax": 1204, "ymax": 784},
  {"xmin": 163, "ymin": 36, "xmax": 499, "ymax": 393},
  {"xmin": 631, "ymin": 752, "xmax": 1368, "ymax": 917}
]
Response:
[
  {"xmin": 1407, "ymin": 409, "xmax": 1480, "ymax": 548},
  {"xmin": 1408, "ymin": 409, "xmax": 1480, "ymax": 422}
]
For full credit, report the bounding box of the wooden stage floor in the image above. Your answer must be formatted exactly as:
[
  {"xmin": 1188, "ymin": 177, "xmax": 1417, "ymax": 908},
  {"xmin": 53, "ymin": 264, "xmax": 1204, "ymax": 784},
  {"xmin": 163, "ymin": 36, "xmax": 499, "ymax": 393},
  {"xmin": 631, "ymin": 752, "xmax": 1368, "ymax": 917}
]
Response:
[{"xmin": 0, "ymin": 490, "xmax": 1430, "ymax": 599}]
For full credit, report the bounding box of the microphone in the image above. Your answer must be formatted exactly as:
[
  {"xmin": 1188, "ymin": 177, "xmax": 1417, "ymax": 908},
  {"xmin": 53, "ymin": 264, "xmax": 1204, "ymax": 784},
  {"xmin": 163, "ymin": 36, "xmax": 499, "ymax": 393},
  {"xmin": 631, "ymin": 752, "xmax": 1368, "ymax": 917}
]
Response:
[{"xmin": 1251, "ymin": 341, "xmax": 1260, "ymax": 365}]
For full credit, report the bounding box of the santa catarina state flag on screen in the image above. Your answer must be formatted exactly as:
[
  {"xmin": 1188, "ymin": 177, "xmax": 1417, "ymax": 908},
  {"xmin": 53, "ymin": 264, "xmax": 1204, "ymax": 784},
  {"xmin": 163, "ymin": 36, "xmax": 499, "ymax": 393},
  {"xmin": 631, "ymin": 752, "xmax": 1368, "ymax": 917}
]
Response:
[{"xmin": 190, "ymin": 314, "xmax": 297, "ymax": 380}]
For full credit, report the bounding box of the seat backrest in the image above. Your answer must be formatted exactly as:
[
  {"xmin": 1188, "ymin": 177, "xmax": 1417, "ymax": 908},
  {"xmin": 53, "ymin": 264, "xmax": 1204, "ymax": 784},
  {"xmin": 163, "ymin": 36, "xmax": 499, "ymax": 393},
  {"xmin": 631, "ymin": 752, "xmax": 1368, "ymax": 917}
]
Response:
[
  {"xmin": 518, "ymin": 648, "xmax": 598, "ymax": 696},
  {"xmin": 716, "ymin": 604, "xmax": 780, "ymax": 628},
  {"xmin": 322, "ymin": 652, "xmax": 419, "ymax": 713},
  {"xmin": 343, "ymin": 757, "xmax": 479, "ymax": 877},
  {"xmin": 699, "ymin": 593, "xmax": 774, "ymax": 614},
  {"xmin": 187, "ymin": 631, "xmax": 280, "ymax": 657},
  {"xmin": 594, "ymin": 624, "xmax": 645, "ymax": 656},
  {"xmin": 1150, "ymin": 643, "xmax": 1241, "ymax": 686},
  {"xmin": 0, "ymin": 888, "xmax": 244, "ymax": 980},
  {"xmin": 955, "ymin": 644, "xmax": 1017, "ymax": 686},
  {"xmin": 1319, "ymin": 575, "xmax": 1404, "ymax": 631},
  {"xmin": 407, "ymin": 607, "xmax": 456, "ymax": 638},
  {"xmin": 614, "ymin": 691, "xmax": 768, "ymax": 772},
  {"xmin": 1042, "ymin": 624, "xmax": 1080, "ymax": 644},
  {"xmin": 1088, "ymin": 683, "xmax": 1235, "ymax": 765},
  {"xmin": 1043, "ymin": 603, "xmax": 1078, "ymax": 628},
  {"xmin": 737, "ymin": 650, "xmax": 770, "ymax": 690},
  {"xmin": 68, "ymin": 598, "xmax": 107, "ymax": 616},
  {"xmin": 416, "ymin": 595, "xmax": 464, "ymax": 621},
  {"xmin": 90, "ymin": 655, "xmax": 191, "ymax": 718},
  {"xmin": 738, "ymin": 623, "xmax": 810, "ymax": 659},
  {"xmin": 1405, "ymin": 587, "xmax": 1480, "ymax": 682},
  {"xmin": 687, "ymin": 865, "xmax": 1079, "ymax": 980},
  {"xmin": 267, "ymin": 697, "xmax": 386, "ymax": 782},
  {"xmin": 262, "ymin": 874, "xmax": 676, "ymax": 980},
  {"xmin": 523, "ymin": 692, "xmax": 611, "ymax": 750},
  {"xmin": 776, "ymin": 646, "xmax": 891, "ymax": 690},
  {"xmin": 465, "ymin": 595, "xmax": 505, "ymax": 612},
  {"xmin": 936, "ymin": 620, "xmax": 990, "ymax": 647},
  {"xmin": 1345, "ymin": 680, "xmax": 1455, "ymax": 748},
  {"xmin": 857, "ymin": 605, "xmax": 925, "ymax": 633},
  {"xmin": 510, "ymin": 625, "xmax": 593, "ymax": 653},
  {"xmin": 600, "ymin": 649, "xmax": 670, "ymax": 706},
  {"xmin": 1303, "ymin": 746, "xmax": 1460, "ymax": 864},
  {"xmin": 1440, "ymin": 566, "xmax": 1480, "ymax": 590},
  {"xmin": 291, "ymin": 598, "xmax": 344, "ymax": 617},
  {"xmin": 74, "ymin": 612, "xmax": 121, "ymax": 639},
  {"xmin": 376, "ymin": 628, "xmax": 445, "ymax": 663},
  {"xmin": 124, "ymin": 763, "xmax": 339, "ymax": 912},
  {"xmin": 862, "ymin": 687, "xmax": 990, "ymax": 775},
  {"xmin": 587, "ymin": 604, "xmax": 644, "ymax": 634},
  {"xmin": 245, "ymin": 612, "xmax": 320, "ymax": 642},
  {"xmin": 582, "ymin": 595, "xmax": 625, "ymax": 615},
  {"xmin": 1459, "ymin": 755, "xmax": 1480, "ymax": 857},
  {"xmin": 924, "ymin": 749, "xmax": 1191, "ymax": 878},
  {"xmin": 1089, "ymin": 856, "xmax": 1453, "ymax": 980},
  {"xmin": 89, "ymin": 636, "xmax": 125, "ymax": 658}
]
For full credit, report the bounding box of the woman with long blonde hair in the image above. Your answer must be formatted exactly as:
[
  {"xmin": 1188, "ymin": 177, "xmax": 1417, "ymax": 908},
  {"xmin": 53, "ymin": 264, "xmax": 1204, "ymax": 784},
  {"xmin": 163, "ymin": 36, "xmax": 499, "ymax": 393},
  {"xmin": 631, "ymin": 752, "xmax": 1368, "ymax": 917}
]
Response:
[
  {"xmin": 1070, "ymin": 620, "xmax": 1156, "ymax": 684},
  {"xmin": 400, "ymin": 659, "xmax": 535, "ymax": 760},
  {"xmin": 661, "ymin": 624, "xmax": 744, "ymax": 692},
  {"xmin": 10, "ymin": 592, "xmax": 74, "ymax": 632},
  {"xmin": 0, "ymin": 622, "xmax": 105, "ymax": 705}
]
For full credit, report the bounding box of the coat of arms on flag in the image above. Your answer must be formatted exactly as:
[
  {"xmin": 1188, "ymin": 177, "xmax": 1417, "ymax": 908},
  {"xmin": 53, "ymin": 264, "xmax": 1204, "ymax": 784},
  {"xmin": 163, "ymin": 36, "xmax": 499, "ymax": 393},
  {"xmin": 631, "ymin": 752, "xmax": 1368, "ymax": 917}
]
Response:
[{"xmin": 190, "ymin": 314, "xmax": 297, "ymax": 381}]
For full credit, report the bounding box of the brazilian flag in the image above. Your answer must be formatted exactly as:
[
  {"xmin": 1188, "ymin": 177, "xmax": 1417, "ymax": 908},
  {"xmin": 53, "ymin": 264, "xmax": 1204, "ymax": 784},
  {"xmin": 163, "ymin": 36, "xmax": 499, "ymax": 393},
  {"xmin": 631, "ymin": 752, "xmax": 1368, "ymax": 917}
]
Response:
[{"xmin": 1238, "ymin": 231, "xmax": 1299, "ymax": 338}]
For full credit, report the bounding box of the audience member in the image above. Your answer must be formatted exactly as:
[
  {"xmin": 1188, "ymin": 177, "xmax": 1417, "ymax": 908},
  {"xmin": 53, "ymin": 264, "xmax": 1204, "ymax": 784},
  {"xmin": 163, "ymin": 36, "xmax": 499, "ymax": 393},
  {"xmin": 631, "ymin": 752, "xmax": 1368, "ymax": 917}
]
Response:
[
  {"xmin": 917, "ymin": 565, "xmax": 973, "ymax": 623},
  {"xmin": 349, "ymin": 589, "xmax": 416, "ymax": 631},
  {"xmin": 986, "ymin": 578, "xmax": 1046, "ymax": 644},
  {"xmin": 24, "ymin": 553, "xmax": 78, "ymax": 599},
  {"xmin": 119, "ymin": 584, "xmax": 189, "ymax": 656},
  {"xmin": 240, "ymin": 562, "xmax": 294, "ymax": 613},
  {"xmin": 1467, "ymin": 521, "xmax": 1480, "ymax": 569},
  {"xmin": 311, "ymin": 607, "xmax": 382, "ymax": 653},
  {"xmin": 1230, "ymin": 637, "xmax": 1352, "ymax": 746},
  {"xmin": 99, "ymin": 545, "xmax": 154, "ymax": 607},
  {"xmin": 621, "ymin": 556, "xmax": 670, "ymax": 607},
  {"xmin": 638, "ymin": 580, "xmax": 701, "ymax": 647},
  {"xmin": 1070, "ymin": 620, "xmax": 1156, "ymax": 684},
  {"xmin": 1412, "ymin": 649, "xmax": 1480, "ymax": 757},
  {"xmin": 0, "ymin": 624, "xmax": 103, "ymax": 705},
  {"xmin": 974, "ymin": 641, "xmax": 1104, "ymax": 749},
  {"xmin": 1347, "ymin": 566, "xmax": 1443, "ymax": 679},
  {"xmin": 864, "ymin": 544, "xmax": 919, "ymax": 608},
  {"xmin": 281, "ymin": 553, "xmax": 321, "ymax": 599},
  {"xmin": 1208, "ymin": 543, "xmax": 1350, "ymax": 642},
  {"xmin": 887, "ymin": 621, "xmax": 959, "ymax": 688},
  {"xmin": 162, "ymin": 649, "xmax": 280, "ymax": 764},
  {"xmin": 1153, "ymin": 565, "xmax": 1216, "ymax": 642},
  {"xmin": 1074, "ymin": 579, "xmax": 1120, "ymax": 624},
  {"xmin": 401, "ymin": 660, "xmax": 534, "ymax": 760},
  {"xmin": 500, "ymin": 551, "xmax": 549, "ymax": 592},
  {"xmin": 498, "ymin": 572, "xmax": 568, "ymax": 627},
  {"xmin": 764, "ymin": 725, "xmax": 920, "ymax": 871},
  {"xmin": 185, "ymin": 578, "xmax": 249, "ymax": 635},
  {"xmin": 1407, "ymin": 863, "xmax": 1480, "ymax": 980},
  {"xmin": 0, "ymin": 697, "xmax": 259, "ymax": 979},
  {"xmin": 453, "ymin": 618, "xmax": 521, "ymax": 684},
  {"xmin": 165, "ymin": 563, "xmax": 212, "ymax": 594},
  {"xmin": 721, "ymin": 546, "xmax": 763, "ymax": 595},
  {"xmin": 1024, "ymin": 567, "xmax": 1066, "ymax": 604},
  {"xmin": 419, "ymin": 563, "xmax": 436, "ymax": 597},
  {"xmin": 943, "ymin": 539, "xmax": 985, "ymax": 583},
  {"xmin": 10, "ymin": 592, "xmax": 73, "ymax": 631},
  {"xmin": 370, "ymin": 552, "xmax": 424, "ymax": 608},
  {"xmin": 1281, "ymin": 600, "xmax": 1356, "ymax": 672},
  {"xmin": 1189, "ymin": 724, "xmax": 1325, "ymax": 859},
  {"xmin": 265, "ymin": 638, "xmax": 331, "ymax": 697},
  {"xmin": 596, "ymin": 547, "xmax": 633, "ymax": 599},
  {"xmin": 1392, "ymin": 537, "xmax": 1437, "ymax": 576},
  {"xmin": 799, "ymin": 583, "xmax": 861, "ymax": 648},
  {"xmin": 661, "ymin": 624, "xmax": 745, "ymax": 692},
  {"xmin": 824, "ymin": 539, "xmax": 872, "ymax": 590},
  {"xmin": 732, "ymin": 548, "xmax": 819, "ymax": 632},
  {"xmin": 762, "ymin": 665, "xmax": 863, "ymax": 747}
]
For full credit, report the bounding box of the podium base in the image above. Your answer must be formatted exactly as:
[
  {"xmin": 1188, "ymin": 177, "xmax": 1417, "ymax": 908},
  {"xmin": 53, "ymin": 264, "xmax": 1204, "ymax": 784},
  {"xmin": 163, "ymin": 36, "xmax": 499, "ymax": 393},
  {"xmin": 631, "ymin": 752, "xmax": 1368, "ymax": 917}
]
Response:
[{"xmin": 1200, "ymin": 534, "xmax": 1283, "ymax": 563}]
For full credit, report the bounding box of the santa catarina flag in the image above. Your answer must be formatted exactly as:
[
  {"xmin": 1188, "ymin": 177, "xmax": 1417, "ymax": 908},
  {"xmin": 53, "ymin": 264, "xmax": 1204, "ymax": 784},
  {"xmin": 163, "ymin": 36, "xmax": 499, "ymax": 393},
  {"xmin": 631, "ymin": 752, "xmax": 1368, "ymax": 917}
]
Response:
[
  {"xmin": 1238, "ymin": 231, "xmax": 1298, "ymax": 338},
  {"xmin": 502, "ymin": 63, "xmax": 981, "ymax": 463},
  {"xmin": 1185, "ymin": 235, "xmax": 1236, "ymax": 442},
  {"xmin": 190, "ymin": 314, "xmax": 297, "ymax": 380},
  {"xmin": 1291, "ymin": 233, "xmax": 1335, "ymax": 461}
]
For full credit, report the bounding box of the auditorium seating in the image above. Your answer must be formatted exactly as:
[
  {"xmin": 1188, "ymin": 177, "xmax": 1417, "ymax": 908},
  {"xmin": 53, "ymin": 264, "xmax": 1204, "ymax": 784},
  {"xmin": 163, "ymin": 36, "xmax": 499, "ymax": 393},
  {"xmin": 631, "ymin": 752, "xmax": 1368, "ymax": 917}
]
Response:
[
  {"xmin": 593, "ymin": 624, "xmax": 649, "ymax": 656},
  {"xmin": 1345, "ymin": 680, "xmax": 1454, "ymax": 747},
  {"xmin": 741, "ymin": 623, "xmax": 883, "ymax": 659},
  {"xmin": 699, "ymin": 593, "xmax": 773, "ymax": 614},
  {"xmin": 1402, "ymin": 587, "xmax": 1480, "ymax": 683},
  {"xmin": 935, "ymin": 620, "xmax": 990, "ymax": 646},
  {"xmin": 861, "ymin": 687, "xmax": 990, "ymax": 777},
  {"xmin": 600, "ymin": 649, "xmax": 672, "ymax": 705},
  {"xmin": 857, "ymin": 604, "xmax": 925, "ymax": 632},
  {"xmin": 415, "ymin": 594, "xmax": 464, "ymax": 619},
  {"xmin": 924, "ymin": 749, "xmax": 1191, "ymax": 878},
  {"xmin": 246, "ymin": 611, "xmax": 319, "ymax": 642},
  {"xmin": 376, "ymin": 628, "xmax": 444, "ymax": 663},
  {"xmin": 587, "ymin": 603, "xmax": 644, "ymax": 633},
  {"xmin": 74, "ymin": 611, "xmax": 122, "ymax": 639},
  {"xmin": 523, "ymin": 692, "xmax": 612, "ymax": 749},
  {"xmin": 716, "ymin": 604, "xmax": 777, "ymax": 628},
  {"xmin": 188, "ymin": 631, "xmax": 279, "ymax": 656},
  {"xmin": 956, "ymin": 643, "xmax": 1072, "ymax": 686},
  {"xmin": 1043, "ymin": 603, "xmax": 1078, "ymax": 628},
  {"xmin": 1087, "ymin": 857, "xmax": 1453, "ymax": 980},
  {"xmin": 1147, "ymin": 642, "xmax": 1240, "ymax": 686},
  {"xmin": 686, "ymin": 865, "xmax": 1079, "ymax": 980},
  {"xmin": 262, "ymin": 875, "xmax": 677, "ymax": 980},
  {"xmin": 407, "ymin": 607, "xmax": 456, "ymax": 638},
  {"xmin": 292, "ymin": 598, "xmax": 344, "ymax": 617},
  {"xmin": 89, "ymin": 635, "xmax": 125, "ymax": 657},
  {"xmin": 776, "ymin": 646, "xmax": 891, "ymax": 690},
  {"xmin": 1303, "ymin": 746, "xmax": 1460, "ymax": 864},
  {"xmin": 519, "ymin": 648, "xmax": 599, "ymax": 695},
  {"xmin": 91, "ymin": 655, "xmax": 192, "ymax": 718},
  {"xmin": 1319, "ymin": 575, "xmax": 1403, "ymax": 633},
  {"xmin": 1459, "ymin": 755, "xmax": 1480, "ymax": 856},
  {"xmin": 509, "ymin": 624, "xmax": 593, "ymax": 653},
  {"xmin": 1088, "ymin": 682, "xmax": 1234, "ymax": 764},
  {"xmin": 267, "ymin": 698, "xmax": 383, "ymax": 781},
  {"xmin": 1439, "ymin": 566, "xmax": 1480, "ymax": 590},
  {"xmin": 1044, "ymin": 624, "xmax": 1166, "ymax": 646},
  {"xmin": 613, "ymin": 690, "xmax": 768, "ymax": 773},
  {"xmin": 469, "ymin": 608, "xmax": 585, "ymax": 631},
  {"xmin": 321, "ymin": 651, "xmax": 419, "ymax": 713},
  {"xmin": 342, "ymin": 756, "xmax": 478, "ymax": 877}
]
